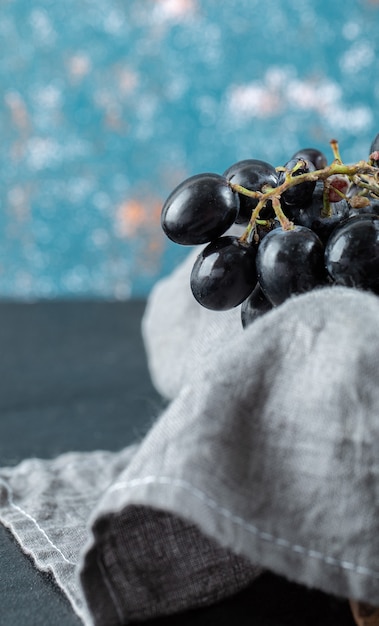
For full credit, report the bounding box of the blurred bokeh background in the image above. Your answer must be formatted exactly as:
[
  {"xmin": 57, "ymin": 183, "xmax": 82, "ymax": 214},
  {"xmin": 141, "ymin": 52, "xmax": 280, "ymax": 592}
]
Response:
[{"xmin": 1, "ymin": 0, "xmax": 379, "ymax": 299}]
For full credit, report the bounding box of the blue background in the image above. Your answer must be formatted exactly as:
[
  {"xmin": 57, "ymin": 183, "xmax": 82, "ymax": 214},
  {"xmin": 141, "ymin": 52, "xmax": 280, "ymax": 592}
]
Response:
[{"xmin": 1, "ymin": 0, "xmax": 379, "ymax": 299}]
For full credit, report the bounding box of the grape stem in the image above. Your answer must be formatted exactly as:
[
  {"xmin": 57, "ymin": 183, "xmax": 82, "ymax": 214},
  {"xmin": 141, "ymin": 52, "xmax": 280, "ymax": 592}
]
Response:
[{"xmin": 231, "ymin": 140, "xmax": 379, "ymax": 243}]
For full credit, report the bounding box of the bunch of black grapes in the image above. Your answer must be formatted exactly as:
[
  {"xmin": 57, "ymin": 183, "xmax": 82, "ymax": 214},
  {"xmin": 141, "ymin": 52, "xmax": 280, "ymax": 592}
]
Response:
[{"xmin": 161, "ymin": 134, "xmax": 379, "ymax": 328}]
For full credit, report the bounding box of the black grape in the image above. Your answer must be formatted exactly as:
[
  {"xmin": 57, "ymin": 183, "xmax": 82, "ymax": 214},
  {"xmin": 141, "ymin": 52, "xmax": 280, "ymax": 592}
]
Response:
[
  {"xmin": 159, "ymin": 136, "xmax": 379, "ymax": 323},
  {"xmin": 256, "ymin": 225, "xmax": 326, "ymax": 306},
  {"xmin": 291, "ymin": 148, "xmax": 328, "ymax": 170},
  {"xmin": 190, "ymin": 236, "xmax": 257, "ymax": 310},
  {"xmin": 277, "ymin": 158, "xmax": 317, "ymax": 209},
  {"xmin": 241, "ymin": 283, "xmax": 273, "ymax": 328},
  {"xmin": 223, "ymin": 159, "xmax": 278, "ymax": 224},
  {"xmin": 291, "ymin": 180, "xmax": 349, "ymax": 245},
  {"xmin": 325, "ymin": 214, "xmax": 379, "ymax": 294},
  {"xmin": 161, "ymin": 173, "xmax": 239, "ymax": 245}
]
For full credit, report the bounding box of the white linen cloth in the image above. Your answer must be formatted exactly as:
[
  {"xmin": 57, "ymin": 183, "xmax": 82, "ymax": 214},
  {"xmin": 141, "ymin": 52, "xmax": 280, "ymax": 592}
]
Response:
[{"xmin": 1, "ymin": 248, "xmax": 379, "ymax": 624}]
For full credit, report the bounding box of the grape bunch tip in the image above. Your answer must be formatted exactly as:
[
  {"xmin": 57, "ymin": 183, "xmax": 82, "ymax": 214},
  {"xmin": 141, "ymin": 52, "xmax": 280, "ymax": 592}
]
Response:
[{"xmin": 160, "ymin": 134, "xmax": 379, "ymax": 328}]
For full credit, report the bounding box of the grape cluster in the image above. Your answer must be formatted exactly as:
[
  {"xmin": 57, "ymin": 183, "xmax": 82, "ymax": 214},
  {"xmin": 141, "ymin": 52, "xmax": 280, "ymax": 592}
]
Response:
[{"xmin": 161, "ymin": 134, "xmax": 379, "ymax": 328}]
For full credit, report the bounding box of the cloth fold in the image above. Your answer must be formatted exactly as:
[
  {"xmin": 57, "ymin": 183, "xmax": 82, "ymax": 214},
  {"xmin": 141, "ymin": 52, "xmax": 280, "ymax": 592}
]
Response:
[{"xmin": 1, "ymin": 250, "xmax": 379, "ymax": 624}]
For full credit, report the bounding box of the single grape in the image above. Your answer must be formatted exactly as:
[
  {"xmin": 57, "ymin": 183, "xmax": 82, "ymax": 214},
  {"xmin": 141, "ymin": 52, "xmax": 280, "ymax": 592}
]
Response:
[
  {"xmin": 256, "ymin": 225, "xmax": 326, "ymax": 306},
  {"xmin": 190, "ymin": 236, "xmax": 257, "ymax": 310},
  {"xmin": 223, "ymin": 159, "xmax": 278, "ymax": 224},
  {"xmin": 369, "ymin": 132, "xmax": 379, "ymax": 166},
  {"xmin": 161, "ymin": 173, "xmax": 239, "ymax": 245},
  {"xmin": 283, "ymin": 180, "xmax": 323, "ymax": 226},
  {"xmin": 277, "ymin": 158, "xmax": 317, "ymax": 209},
  {"xmin": 291, "ymin": 147, "xmax": 328, "ymax": 170},
  {"xmin": 241, "ymin": 283, "xmax": 273, "ymax": 328},
  {"xmin": 325, "ymin": 214, "xmax": 379, "ymax": 294}
]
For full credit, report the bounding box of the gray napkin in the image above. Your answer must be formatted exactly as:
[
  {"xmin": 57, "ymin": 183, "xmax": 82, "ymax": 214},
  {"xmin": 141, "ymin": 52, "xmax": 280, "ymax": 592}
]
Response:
[{"xmin": 1, "ymin": 248, "xmax": 379, "ymax": 624}]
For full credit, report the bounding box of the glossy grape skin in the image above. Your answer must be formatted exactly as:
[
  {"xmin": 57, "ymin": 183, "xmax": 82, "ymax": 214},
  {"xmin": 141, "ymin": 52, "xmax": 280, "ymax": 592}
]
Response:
[
  {"xmin": 290, "ymin": 180, "xmax": 349, "ymax": 245},
  {"xmin": 277, "ymin": 158, "xmax": 317, "ymax": 209},
  {"xmin": 291, "ymin": 148, "xmax": 328, "ymax": 170},
  {"xmin": 161, "ymin": 173, "xmax": 239, "ymax": 245},
  {"xmin": 223, "ymin": 159, "xmax": 278, "ymax": 224},
  {"xmin": 370, "ymin": 132, "xmax": 379, "ymax": 166},
  {"xmin": 349, "ymin": 197, "xmax": 379, "ymax": 218},
  {"xmin": 256, "ymin": 225, "xmax": 326, "ymax": 306},
  {"xmin": 325, "ymin": 215, "xmax": 379, "ymax": 294},
  {"xmin": 241, "ymin": 283, "xmax": 273, "ymax": 328},
  {"xmin": 190, "ymin": 236, "xmax": 257, "ymax": 310}
]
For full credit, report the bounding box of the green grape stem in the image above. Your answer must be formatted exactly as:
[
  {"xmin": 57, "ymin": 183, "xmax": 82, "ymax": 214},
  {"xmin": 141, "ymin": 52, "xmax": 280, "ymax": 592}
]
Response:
[{"xmin": 232, "ymin": 141, "xmax": 379, "ymax": 244}]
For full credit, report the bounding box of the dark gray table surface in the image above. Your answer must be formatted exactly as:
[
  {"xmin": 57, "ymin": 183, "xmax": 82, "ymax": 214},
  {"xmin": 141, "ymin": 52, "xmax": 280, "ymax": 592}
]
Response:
[{"xmin": 0, "ymin": 300, "xmax": 355, "ymax": 626}]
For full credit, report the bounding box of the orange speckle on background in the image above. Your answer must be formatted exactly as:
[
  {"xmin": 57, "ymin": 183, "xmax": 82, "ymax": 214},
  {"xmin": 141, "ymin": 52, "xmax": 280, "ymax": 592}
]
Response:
[
  {"xmin": 5, "ymin": 91, "xmax": 30, "ymax": 133},
  {"xmin": 7, "ymin": 185, "xmax": 32, "ymax": 222},
  {"xmin": 115, "ymin": 196, "xmax": 162, "ymax": 237},
  {"xmin": 116, "ymin": 199, "xmax": 148, "ymax": 237},
  {"xmin": 104, "ymin": 111, "xmax": 126, "ymax": 132},
  {"xmin": 115, "ymin": 196, "xmax": 165, "ymax": 272}
]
